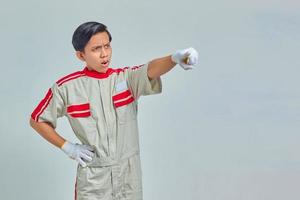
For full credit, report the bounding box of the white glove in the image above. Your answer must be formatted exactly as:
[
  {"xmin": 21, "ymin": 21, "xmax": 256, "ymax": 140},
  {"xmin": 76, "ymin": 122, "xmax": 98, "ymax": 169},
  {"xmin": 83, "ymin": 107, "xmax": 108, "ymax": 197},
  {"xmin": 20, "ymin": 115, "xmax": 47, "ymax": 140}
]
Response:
[
  {"xmin": 61, "ymin": 141, "xmax": 95, "ymax": 167},
  {"xmin": 171, "ymin": 47, "xmax": 199, "ymax": 70}
]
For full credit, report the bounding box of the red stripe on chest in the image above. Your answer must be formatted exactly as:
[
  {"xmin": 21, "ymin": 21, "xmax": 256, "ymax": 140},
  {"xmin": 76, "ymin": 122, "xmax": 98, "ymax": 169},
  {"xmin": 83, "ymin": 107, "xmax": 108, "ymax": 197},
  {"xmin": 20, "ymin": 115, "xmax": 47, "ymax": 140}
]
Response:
[
  {"xmin": 114, "ymin": 96, "xmax": 134, "ymax": 108},
  {"xmin": 112, "ymin": 89, "xmax": 135, "ymax": 108},
  {"xmin": 112, "ymin": 90, "xmax": 132, "ymax": 101},
  {"xmin": 67, "ymin": 103, "xmax": 90, "ymax": 113}
]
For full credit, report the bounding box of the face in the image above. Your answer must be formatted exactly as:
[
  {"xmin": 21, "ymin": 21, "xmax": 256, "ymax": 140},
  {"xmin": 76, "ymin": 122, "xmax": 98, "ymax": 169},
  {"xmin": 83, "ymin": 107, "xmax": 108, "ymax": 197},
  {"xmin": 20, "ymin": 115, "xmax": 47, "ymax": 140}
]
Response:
[{"xmin": 76, "ymin": 31, "xmax": 112, "ymax": 73}]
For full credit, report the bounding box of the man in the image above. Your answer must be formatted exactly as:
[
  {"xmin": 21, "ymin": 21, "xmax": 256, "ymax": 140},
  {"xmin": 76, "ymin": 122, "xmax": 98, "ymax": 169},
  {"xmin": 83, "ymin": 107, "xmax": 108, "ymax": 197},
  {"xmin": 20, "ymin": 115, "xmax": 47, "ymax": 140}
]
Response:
[{"xmin": 30, "ymin": 21, "xmax": 199, "ymax": 200}]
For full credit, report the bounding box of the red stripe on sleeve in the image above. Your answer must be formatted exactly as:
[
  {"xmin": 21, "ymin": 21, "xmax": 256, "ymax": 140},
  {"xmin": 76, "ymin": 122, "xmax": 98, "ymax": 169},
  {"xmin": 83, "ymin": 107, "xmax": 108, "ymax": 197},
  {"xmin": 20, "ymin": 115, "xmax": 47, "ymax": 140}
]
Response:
[
  {"xmin": 132, "ymin": 65, "xmax": 143, "ymax": 70},
  {"xmin": 57, "ymin": 73, "xmax": 85, "ymax": 86},
  {"xmin": 111, "ymin": 66, "xmax": 129, "ymax": 75},
  {"xmin": 31, "ymin": 88, "xmax": 53, "ymax": 122},
  {"xmin": 56, "ymin": 71, "xmax": 84, "ymax": 85}
]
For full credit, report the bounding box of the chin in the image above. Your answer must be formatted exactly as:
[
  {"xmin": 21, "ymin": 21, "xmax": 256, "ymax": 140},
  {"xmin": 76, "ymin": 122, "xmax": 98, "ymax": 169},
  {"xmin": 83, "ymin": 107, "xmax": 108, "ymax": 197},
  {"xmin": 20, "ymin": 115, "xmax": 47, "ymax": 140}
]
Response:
[{"xmin": 98, "ymin": 65, "xmax": 108, "ymax": 72}]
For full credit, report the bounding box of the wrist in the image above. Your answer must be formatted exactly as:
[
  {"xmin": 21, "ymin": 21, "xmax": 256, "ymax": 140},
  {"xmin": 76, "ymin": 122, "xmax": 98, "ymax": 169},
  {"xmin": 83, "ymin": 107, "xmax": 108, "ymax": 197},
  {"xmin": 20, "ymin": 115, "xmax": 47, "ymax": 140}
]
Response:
[
  {"xmin": 60, "ymin": 140, "xmax": 67, "ymax": 149},
  {"xmin": 171, "ymin": 52, "xmax": 178, "ymax": 64},
  {"xmin": 61, "ymin": 140, "xmax": 73, "ymax": 153}
]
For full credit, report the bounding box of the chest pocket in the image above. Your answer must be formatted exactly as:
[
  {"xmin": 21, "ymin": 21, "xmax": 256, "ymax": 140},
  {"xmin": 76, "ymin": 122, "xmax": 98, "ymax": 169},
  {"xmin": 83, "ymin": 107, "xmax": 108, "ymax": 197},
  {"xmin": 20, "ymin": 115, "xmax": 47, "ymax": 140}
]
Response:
[
  {"xmin": 66, "ymin": 102, "xmax": 98, "ymax": 140},
  {"xmin": 67, "ymin": 103, "xmax": 91, "ymax": 118},
  {"xmin": 66, "ymin": 102, "xmax": 96, "ymax": 129},
  {"xmin": 112, "ymin": 88, "xmax": 137, "ymax": 124}
]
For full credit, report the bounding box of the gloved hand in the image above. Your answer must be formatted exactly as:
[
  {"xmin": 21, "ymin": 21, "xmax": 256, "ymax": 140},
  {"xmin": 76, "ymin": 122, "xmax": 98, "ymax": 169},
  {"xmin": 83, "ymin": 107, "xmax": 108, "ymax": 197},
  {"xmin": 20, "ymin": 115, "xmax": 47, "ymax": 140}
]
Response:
[
  {"xmin": 171, "ymin": 47, "xmax": 199, "ymax": 70},
  {"xmin": 61, "ymin": 141, "xmax": 95, "ymax": 167}
]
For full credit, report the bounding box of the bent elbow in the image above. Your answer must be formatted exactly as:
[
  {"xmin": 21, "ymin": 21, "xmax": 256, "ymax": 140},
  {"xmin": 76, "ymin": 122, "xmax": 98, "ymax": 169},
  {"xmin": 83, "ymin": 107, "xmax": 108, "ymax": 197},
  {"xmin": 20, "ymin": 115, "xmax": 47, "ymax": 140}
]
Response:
[{"xmin": 29, "ymin": 117, "xmax": 36, "ymax": 128}]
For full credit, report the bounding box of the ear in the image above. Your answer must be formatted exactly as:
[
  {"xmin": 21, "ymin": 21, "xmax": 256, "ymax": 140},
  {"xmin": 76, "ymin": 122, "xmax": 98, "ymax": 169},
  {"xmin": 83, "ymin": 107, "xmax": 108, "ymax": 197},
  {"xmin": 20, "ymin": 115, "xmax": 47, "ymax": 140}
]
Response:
[{"xmin": 75, "ymin": 51, "xmax": 85, "ymax": 61}]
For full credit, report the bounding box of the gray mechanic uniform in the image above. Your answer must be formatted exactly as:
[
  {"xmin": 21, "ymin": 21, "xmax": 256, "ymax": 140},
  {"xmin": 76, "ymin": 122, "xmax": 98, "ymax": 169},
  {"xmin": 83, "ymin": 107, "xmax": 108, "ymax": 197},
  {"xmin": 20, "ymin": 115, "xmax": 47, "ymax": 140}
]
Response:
[{"xmin": 30, "ymin": 63, "xmax": 162, "ymax": 200}]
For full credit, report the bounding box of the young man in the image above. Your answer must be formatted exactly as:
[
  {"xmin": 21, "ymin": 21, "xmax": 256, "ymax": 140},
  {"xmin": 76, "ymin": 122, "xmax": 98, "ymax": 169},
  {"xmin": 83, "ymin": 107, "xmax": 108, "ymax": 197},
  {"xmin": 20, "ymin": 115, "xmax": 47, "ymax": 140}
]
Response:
[{"xmin": 29, "ymin": 21, "xmax": 199, "ymax": 200}]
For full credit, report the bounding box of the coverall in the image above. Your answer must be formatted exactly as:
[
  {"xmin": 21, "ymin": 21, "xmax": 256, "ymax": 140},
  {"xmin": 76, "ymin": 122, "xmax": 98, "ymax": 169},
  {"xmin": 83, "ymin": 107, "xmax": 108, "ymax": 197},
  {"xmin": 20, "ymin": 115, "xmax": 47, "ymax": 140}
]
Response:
[{"xmin": 30, "ymin": 63, "xmax": 162, "ymax": 200}]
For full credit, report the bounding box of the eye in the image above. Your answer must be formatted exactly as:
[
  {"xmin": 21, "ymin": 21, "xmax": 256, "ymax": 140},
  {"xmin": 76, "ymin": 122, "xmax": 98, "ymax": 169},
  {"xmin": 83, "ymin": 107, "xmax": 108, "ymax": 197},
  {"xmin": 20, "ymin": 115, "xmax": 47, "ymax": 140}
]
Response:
[{"xmin": 92, "ymin": 47, "xmax": 100, "ymax": 51}]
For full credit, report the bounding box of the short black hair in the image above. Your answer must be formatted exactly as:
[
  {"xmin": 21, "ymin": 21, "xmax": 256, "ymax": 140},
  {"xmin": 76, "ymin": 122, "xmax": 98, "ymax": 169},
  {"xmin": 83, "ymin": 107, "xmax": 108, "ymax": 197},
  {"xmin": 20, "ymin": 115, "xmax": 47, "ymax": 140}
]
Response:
[{"xmin": 72, "ymin": 21, "xmax": 112, "ymax": 52}]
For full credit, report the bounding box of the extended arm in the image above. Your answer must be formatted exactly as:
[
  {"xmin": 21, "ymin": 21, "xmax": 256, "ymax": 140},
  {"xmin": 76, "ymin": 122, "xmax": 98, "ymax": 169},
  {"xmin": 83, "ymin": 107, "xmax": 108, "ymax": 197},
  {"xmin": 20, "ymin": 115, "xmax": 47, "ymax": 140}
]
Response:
[
  {"xmin": 147, "ymin": 47, "xmax": 199, "ymax": 79},
  {"xmin": 147, "ymin": 55, "xmax": 176, "ymax": 80}
]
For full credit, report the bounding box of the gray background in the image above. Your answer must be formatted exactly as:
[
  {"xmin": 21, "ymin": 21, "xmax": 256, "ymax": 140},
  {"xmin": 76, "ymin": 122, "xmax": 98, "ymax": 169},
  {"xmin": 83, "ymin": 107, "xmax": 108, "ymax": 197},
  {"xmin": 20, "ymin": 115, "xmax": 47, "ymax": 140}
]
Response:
[{"xmin": 1, "ymin": 0, "xmax": 299, "ymax": 199}]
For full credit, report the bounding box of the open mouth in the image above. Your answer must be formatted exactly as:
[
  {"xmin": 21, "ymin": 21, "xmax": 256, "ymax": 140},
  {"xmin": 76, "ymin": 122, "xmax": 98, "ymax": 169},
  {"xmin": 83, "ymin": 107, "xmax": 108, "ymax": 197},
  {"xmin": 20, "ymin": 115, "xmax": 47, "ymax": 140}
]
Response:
[{"xmin": 101, "ymin": 60, "xmax": 109, "ymax": 66}]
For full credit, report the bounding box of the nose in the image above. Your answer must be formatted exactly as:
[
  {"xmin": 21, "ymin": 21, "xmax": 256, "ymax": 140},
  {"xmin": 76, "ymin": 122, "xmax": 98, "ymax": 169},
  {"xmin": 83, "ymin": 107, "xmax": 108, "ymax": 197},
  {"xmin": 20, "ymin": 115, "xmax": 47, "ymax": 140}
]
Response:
[{"xmin": 100, "ymin": 48, "xmax": 108, "ymax": 58}]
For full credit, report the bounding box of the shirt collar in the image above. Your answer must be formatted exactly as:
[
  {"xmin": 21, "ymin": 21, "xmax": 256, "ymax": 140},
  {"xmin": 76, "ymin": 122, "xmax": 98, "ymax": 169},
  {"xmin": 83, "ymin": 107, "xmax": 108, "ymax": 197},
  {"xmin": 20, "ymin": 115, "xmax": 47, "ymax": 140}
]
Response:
[{"xmin": 83, "ymin": 67, "xmax": 115, "ymax": 79}]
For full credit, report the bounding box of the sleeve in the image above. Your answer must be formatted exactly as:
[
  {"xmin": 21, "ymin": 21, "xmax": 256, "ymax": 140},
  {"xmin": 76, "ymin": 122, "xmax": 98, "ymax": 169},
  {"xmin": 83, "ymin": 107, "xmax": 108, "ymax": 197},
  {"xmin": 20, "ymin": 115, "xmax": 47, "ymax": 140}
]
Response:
[
  {"xmin": 126, "ymin": 62, "xmax": 162, "ymax": 100},
  {"xmin": 30, "ymin": 83, "xmax": 66, "ymax": 128}
]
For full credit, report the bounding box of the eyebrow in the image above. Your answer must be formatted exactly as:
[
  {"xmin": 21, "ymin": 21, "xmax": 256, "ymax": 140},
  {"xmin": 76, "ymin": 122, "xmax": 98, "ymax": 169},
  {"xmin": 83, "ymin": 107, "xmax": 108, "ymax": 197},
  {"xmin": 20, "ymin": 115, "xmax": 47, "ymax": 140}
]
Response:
[{"xmin": 91, "ymin": 43, "xmax": 110, "ymax": 49}]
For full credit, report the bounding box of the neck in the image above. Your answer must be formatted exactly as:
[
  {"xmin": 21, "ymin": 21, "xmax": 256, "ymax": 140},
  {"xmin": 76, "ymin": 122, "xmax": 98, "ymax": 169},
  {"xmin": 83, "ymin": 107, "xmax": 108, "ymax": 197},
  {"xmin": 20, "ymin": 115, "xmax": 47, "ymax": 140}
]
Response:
[{"xmin": 86, "ymin": 66, "xmax": 108, "ymax": 73}]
